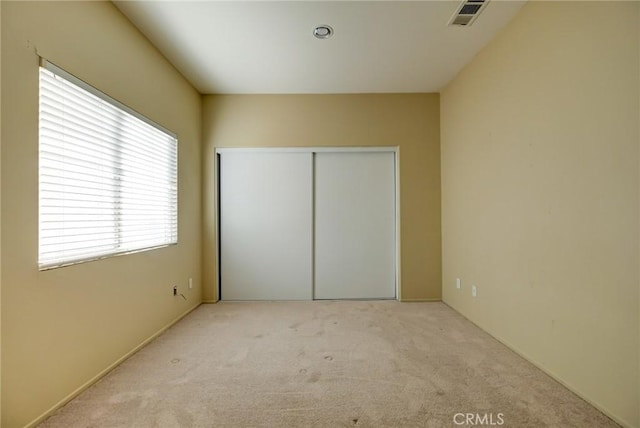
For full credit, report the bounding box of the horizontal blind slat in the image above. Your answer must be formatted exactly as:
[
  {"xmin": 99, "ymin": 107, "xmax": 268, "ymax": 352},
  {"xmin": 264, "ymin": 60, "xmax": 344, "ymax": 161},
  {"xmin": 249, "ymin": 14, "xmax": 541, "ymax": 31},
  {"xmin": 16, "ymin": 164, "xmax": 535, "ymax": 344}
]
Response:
[
  {"xmin": 41, "ymin": 132, "xmax": 176, "ymax": 178},
  {"xmin": 39, "ymin": 124, "xmax": 177, "ymax": 166}
]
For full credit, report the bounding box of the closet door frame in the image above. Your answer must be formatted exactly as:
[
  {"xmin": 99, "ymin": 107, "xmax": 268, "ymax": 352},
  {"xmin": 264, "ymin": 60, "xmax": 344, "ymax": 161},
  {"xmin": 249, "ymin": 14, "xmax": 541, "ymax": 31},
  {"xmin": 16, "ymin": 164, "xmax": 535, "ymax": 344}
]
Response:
[{"xmin": 214, "ymin": 146, "xmax": 401, "ymax": 301}]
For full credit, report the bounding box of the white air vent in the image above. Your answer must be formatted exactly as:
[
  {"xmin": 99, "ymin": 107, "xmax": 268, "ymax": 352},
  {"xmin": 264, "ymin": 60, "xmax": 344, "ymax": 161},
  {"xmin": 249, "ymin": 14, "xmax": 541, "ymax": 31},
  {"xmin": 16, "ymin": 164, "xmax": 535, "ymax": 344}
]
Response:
[{"xmin": 448, "ymin": 0, "xmax": 489, "ymax": 27}]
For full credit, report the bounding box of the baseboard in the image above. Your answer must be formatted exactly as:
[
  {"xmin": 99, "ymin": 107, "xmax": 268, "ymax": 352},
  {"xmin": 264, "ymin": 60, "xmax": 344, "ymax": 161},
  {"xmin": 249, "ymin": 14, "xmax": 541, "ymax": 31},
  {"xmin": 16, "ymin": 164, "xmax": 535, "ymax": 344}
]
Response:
[
  {"xmin": 26, "ymin": 302, "xmax": 202, "ymax": 428},
  {"xmin": 203, "ymin": 299, "xmax": 441, "ymax": 303},
  {"xmin": 441, "ymin": 301, "xmax": 637, "ymax": 428}
]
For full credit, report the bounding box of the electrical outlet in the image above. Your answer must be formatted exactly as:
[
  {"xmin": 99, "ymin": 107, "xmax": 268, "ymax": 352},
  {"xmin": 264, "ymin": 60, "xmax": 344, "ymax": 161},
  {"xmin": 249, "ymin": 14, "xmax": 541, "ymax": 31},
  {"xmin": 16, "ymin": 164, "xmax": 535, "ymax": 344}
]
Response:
[
  {"xmin": 189, "ymin": 278, "xmax": 193, "ymax": 289},
  {"xmin": 173, "ymin": 286, "xmax": 178, "ymax": 296},
  {"xmin": 471, "ymin": 285, "xmax": 477, "ymax": 298},
  {"xmin": 456, "ymin": 278, "xmax": 461, "ymax": 290}
]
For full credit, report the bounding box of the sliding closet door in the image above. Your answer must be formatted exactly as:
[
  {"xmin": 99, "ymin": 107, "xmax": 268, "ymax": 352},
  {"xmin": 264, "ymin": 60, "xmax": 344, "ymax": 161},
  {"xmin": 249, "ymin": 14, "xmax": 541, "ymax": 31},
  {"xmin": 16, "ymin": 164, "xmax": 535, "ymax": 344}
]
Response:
[
  {"xmin": 314, "ymin": 152, "xmax": 396, "ymax": 299},
  {"xmin": 220, "ymin": 152, "xmax": 312, "ymax": 300}
]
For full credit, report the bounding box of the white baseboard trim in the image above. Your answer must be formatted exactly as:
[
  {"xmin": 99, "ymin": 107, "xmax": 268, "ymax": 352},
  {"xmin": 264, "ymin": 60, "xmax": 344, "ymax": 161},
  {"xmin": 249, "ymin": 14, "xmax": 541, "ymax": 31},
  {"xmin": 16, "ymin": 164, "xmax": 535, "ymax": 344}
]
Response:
[
  {"xmin": 399, "ymin": 298, "xmax": 442, "ymax": 302},
  {"xmin": 26, "ymin": 302, "xmax": 202, "ymax": 428},
  {"xmin": 201, "ymin": 299, "xmax": 219, "ymax": 304}
]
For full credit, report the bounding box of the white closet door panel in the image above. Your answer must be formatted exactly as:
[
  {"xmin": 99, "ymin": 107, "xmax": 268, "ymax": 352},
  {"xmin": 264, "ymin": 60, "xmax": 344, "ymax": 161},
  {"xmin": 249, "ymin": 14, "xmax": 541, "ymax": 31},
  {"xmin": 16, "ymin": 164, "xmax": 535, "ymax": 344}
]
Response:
[
  {"xmin": 220, "ymin": 152, "xmax": 312, "ymax": 300},
  {"xmin": 314, "ymin": 152, "xmax": 396, "ymax": 299}
]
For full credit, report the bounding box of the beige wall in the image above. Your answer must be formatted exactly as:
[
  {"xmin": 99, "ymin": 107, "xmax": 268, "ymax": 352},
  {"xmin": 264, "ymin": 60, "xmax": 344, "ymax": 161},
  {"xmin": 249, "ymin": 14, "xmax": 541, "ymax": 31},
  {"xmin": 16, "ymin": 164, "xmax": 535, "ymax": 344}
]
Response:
[
  {"xmin": 202, "ymin": 94, "xmax": 441, "ymax": 302},
  {"xmin": 1, "ymin": 2, "xmax": 202, "ymax": 427},
  {"xmin": 441, "ymin": 2, "xmax": 639, "ymax": 427},
  {"xmin": 0, "ymin": 1, "xmax": 3, "ymax": 423}
]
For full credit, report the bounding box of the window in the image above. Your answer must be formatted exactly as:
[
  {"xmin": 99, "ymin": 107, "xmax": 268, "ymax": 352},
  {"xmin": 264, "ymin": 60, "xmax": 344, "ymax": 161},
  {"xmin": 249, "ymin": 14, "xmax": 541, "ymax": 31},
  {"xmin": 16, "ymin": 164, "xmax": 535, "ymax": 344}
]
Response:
[{"xmin": 38, "ymin": 60, "xmax": 178, "ymax": 269}]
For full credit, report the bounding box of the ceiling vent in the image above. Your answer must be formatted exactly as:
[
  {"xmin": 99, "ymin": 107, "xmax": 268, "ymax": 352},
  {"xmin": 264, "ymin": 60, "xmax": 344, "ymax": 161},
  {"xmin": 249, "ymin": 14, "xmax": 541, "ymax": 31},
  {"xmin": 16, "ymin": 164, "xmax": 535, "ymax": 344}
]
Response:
[{"xmin": 448, "ymin": 0, "xmax": 489, "ymax": 27}]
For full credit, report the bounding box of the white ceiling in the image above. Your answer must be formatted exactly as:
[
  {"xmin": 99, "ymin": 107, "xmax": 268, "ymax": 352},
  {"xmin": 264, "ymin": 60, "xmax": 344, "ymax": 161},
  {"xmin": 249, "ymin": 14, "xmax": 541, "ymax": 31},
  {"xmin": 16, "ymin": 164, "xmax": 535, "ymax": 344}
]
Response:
[{"xmin": 114, "ymin": 1, "xmax": 526, "ymax": 94}]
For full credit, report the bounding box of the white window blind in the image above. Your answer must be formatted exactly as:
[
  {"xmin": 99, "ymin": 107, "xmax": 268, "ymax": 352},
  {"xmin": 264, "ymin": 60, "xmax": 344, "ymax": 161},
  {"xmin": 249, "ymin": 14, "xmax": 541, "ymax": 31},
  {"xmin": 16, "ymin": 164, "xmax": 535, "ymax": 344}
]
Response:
[{"xmin": 38, "ymin": 61, "xmax": 178, "ymax": 269}]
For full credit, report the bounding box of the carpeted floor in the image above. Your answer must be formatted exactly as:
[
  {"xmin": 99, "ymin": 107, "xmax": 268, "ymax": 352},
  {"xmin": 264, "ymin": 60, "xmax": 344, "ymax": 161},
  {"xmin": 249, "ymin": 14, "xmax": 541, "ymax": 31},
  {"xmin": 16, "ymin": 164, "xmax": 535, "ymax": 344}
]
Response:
[{"xmin": 40, "ymin": 301, "xmax": 618, "ymax": 427}]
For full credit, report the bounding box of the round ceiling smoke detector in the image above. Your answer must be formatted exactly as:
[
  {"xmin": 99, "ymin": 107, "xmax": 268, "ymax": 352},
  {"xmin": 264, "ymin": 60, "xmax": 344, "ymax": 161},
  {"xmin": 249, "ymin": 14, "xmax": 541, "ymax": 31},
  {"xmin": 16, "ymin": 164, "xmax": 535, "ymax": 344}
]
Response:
[{"xmin": 313, "ymin": 25, "xmax": 333, "ymax": 39}]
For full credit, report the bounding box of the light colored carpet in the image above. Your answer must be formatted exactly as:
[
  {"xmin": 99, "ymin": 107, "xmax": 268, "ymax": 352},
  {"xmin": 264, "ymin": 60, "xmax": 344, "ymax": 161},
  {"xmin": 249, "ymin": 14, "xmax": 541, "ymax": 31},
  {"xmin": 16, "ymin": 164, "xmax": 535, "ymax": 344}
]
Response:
[{"xmin": 40, "ymin": 301, "xmax": 617, "ymax": 427}]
